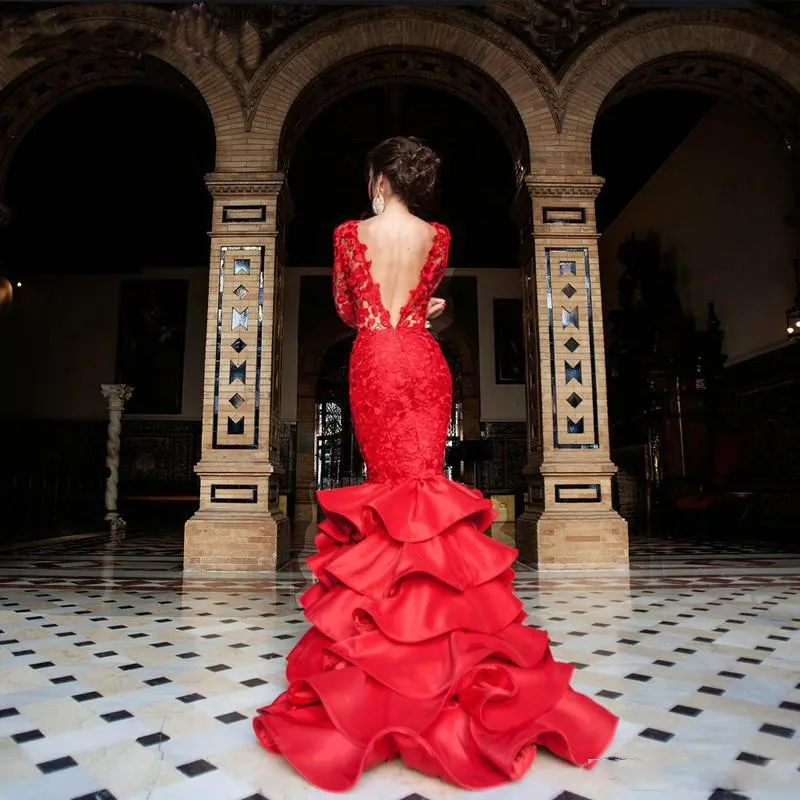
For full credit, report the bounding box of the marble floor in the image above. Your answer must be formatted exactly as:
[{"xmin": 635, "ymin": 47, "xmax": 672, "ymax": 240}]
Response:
[{"xmin": 0, "ymin": 530, "xmax": 799, "ymax": 800}]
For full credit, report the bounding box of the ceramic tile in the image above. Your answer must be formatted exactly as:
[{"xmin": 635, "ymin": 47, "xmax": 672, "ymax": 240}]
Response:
[{"xmin": 1, "ymin": 531, "xmax": 799, "ymax": 800}]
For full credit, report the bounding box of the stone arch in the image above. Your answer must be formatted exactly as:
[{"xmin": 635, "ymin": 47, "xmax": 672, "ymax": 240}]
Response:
[
  {"xmin": 0, "ymin": 54, "xmax": 213, "ymax": 201},
  {"xmin": 250, "ymin": 6, "xmax": 559, "ymax": 173},
  {"xmin": 559, "ymin": 11, "xmax": 800, "ymax": 173},
  {"xmin": 279, "ymin": 47, "xmax": 531, "ymax": 175},
  {"xmin": 599, "ymin": 53, "xmax": 800, "ymax": 149},
  {"xmin": 0, "ymin": 3, "xmax": 242, "ymax": 177}
]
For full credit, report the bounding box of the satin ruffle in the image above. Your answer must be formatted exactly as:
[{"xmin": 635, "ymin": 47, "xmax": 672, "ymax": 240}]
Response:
[{"xmin": 253, "ymin": 476, "xmax": 618, "ymax": 791}]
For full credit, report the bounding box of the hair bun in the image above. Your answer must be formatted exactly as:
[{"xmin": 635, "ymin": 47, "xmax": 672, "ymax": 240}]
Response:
[{"xmin": 366, "ymin": 136, "xmax": 441, "ymax": 211}]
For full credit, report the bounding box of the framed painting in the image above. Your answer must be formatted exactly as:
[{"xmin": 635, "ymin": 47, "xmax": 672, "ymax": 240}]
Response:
[
  {"xmin": 493, "ymin": 298, "xmax": 525, "ymax": 385},
  {"xmin": 115, "ymin": 280, "xmax": 189, "ymax": 414}
]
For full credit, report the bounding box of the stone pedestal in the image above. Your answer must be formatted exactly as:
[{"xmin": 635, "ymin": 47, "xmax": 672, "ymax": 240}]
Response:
[{"xmin": 184, "ymin": 515, "xmax": 289, "ymax": 572}]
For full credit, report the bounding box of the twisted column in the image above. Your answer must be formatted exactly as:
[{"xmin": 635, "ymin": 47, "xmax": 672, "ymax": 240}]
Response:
[{"xmin": 100, "ymin": 384, "xmax": 133, "ymax": 536}]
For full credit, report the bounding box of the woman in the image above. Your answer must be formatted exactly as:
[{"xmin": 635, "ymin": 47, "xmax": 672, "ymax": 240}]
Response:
[{"xmin": 253, "ymin": 136, "xmax": 617, "ymax": 791}]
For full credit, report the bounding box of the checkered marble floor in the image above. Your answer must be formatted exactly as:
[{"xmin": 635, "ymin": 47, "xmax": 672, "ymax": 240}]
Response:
[{"xmin": 1, "ymin": 531, "xmax": 799, "ymax": 800}]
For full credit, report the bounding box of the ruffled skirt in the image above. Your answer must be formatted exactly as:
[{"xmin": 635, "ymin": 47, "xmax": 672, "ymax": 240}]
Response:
[{"xmin": 253, "ymin": 476, "xmax": 618, "ymax": 791}]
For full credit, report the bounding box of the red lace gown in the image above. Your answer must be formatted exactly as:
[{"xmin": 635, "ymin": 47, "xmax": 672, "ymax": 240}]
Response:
[{"xmin": 253, "ymin": 220, "xmax": 618, "ymax": 791}]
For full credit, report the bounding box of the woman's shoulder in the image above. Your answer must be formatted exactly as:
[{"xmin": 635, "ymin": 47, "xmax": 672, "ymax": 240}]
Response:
[
  {"xmin": 336, "ymin": 219, "xmax": 360, "ymax": 229},
  {"xmin": 429, "ymin": 221, "xmax": 450, "ymax": 239}
]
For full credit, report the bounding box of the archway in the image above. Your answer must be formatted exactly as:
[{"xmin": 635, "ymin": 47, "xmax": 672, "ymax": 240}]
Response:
[
  {"xmin": 285, "ymin": 79, "xmax": 520, "ymax": 269},
  {"xmin": 250, "ymin": 6, "xmax": 553, "ymax": 172},
  {"xmin": 562, "ymin": 11, "xmax": 800, "ymax": 170},
  {"xmin": 0, "ymin": 80, "xmax": 215, "ymax": 540},
  {"xmin": 283, "ymin": 62, "xmax": 521, "ymax": 541},
  {"xmin": 592, "ymin": 53, "xmax": 800, "ymax": 541}
]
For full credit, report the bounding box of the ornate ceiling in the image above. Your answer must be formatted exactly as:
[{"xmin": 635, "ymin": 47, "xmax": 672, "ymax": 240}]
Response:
[
  {"xmin": 2, "ymin": 2, "xmax": 799, "ymax": 79},
  {"xmin": 208, "ymin": 1, "xmax": 627, "ymax": 73},
  {"xmin": 0, "ymin": 2, "xmax": 628, "ymax": 75}
]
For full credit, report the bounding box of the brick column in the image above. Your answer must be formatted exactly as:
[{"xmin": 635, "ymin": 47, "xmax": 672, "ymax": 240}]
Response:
[
  {"xmin": 515, "ymin": 175, "xmax": 628, "ymax": 570},
  {"xmin": 184, "ymin": 172, "xmax": 290, "ymax": 572}
]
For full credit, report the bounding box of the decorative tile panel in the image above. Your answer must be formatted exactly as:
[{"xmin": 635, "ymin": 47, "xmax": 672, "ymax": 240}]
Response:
[
  {"xmin": 545, "ymin": 247, "xmax": 599, "ymax": 449},
  {"xmin": 522, "ymin": 263, "xmax": 540, "ymax": 451},
  {"xmin": 559, "ymin": 260, "xmax": 577, "ymax": 276},
  {"xmin": 212, "ymin": 246, "xmax": 265, "ymax": 450},
  {"xmin": 229, "ymin": 361, "xmax": 246, "ymax": 384},
  {"xmin": 565, "ymin": 361, "xmax": 583, "ymax": 384}
]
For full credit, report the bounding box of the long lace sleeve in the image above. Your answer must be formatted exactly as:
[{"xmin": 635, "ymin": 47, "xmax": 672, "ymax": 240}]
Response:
[
  {"xmin": 427, "ymin": 223, "xmax": 452, "ymax": 291},
  {"xmin": 332, "ymin": 225, "xmax": 357, "ymax": 327}
]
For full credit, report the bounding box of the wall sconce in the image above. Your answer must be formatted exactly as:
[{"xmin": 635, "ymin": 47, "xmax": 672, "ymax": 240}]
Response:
[{"xmin": 787, "ymin": 259, "xmax": 800, "ymax": 341}]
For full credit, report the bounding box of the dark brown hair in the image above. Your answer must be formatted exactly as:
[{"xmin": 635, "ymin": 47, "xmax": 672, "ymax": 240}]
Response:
[{"xmin": 366, "ymin": 136, "xmax": 440, "ymax": 211}]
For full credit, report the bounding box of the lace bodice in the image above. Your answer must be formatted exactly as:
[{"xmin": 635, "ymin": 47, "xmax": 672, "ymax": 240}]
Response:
[{"xmin": 332, "ymin": 219, "xmax": 451, "ymax": 331}]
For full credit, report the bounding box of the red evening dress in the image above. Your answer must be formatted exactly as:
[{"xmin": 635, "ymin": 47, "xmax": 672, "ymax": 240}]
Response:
[{"xmin": 253, "ymin": 220, "xmax": 618, "ymax": 791}]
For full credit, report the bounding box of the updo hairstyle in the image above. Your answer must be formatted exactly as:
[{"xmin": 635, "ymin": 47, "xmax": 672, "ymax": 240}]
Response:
[{"xmin": 366, "ymin": 136, "xmax": 441, "ymax": 210}]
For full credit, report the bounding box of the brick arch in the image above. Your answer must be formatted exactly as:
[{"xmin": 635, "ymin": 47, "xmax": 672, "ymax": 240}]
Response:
[
  {"xmin": 0, "ymin": 4, "xmax": 241, "ymax": 168},
  {"xmin": 0, "ymin": 54, "xmax": 213, "ymax": 201},
  {"xmin": 278, "ymin": 47, "xmax": 531, "ymax": 175},
  {"xmin": 559, "ymin": 11, "xmax": 800, "ymax": 173},
  {"xmin": 601, "ymin": 53, "xmax": 800, "ymax": 149},
  {"xmin": 250, "ymin": 6, "xmax": 559, "ymax": 173}
]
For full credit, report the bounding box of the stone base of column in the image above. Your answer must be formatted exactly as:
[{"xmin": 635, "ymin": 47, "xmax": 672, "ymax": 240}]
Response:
[
  {"xmin": 183, "ymin": 511, "xmax": 290, "ymax": 572},
  {"xmin": 516, "ymin": 509, "xmax": 628, "ymax": 570}
]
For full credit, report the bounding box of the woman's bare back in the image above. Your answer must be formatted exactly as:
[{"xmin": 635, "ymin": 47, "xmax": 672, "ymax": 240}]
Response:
[{"xmin": 356, "ymin": 214, "xmax": 437, "ymax": 328}]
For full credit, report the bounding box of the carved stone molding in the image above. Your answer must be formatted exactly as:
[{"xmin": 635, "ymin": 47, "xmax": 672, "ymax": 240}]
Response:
[
  {"xmin": 205, "ymin": 172, "xmax": 285, "ymax": 197},
  {"xmin": 481, "ymin": 0, "xmax": 625, "ymax": 73},
  {"xmin": 526, "ymin": 175, "xmax": 605, "ymax": 198},
  {"xmin": 8, "ymin": 21, "xmax": 163, "ymax": 61}
]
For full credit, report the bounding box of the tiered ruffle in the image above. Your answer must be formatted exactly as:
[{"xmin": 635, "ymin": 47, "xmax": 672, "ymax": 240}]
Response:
[{"xmin": 253, "ymin": 476, "xmax": 617, "ymax": 791}]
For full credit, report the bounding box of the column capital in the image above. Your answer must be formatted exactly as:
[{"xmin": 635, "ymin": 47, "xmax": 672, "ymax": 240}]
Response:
[
  {"xmin": 524, "ymin": 174, "xmax": 605, "ymax": 200},
  {"xmin": 100, "ymin": 383, "xmax": 134, "ymax": 409},
  {"xmin": 205, "ymin": 171, "xmax": 285, "ymax": 197}
]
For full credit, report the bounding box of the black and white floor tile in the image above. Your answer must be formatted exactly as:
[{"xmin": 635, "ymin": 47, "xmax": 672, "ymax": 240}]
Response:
[{"xmin": 1, "ymin": 531, "xmax": 799, "ymax": 800}]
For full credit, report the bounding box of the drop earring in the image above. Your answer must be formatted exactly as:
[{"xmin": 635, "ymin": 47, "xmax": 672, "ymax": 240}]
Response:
[{"xmin": 372, "ymin": 192, "xmax": 385, "ymax": 216}]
